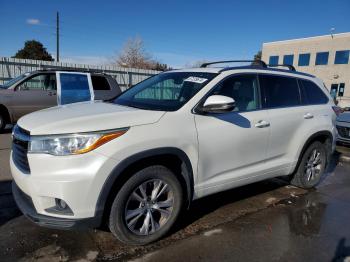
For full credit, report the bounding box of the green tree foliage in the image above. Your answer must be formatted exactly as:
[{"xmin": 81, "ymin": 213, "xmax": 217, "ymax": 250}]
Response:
[{"xmin": 13, "ymin": 40, "xmax": 54, "ymax": 61}]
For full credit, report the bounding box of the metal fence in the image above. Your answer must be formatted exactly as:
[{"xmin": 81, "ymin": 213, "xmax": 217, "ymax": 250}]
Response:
[{"xmin": 0, "ymin": 57, "xmax": 161, "ymax": 90}]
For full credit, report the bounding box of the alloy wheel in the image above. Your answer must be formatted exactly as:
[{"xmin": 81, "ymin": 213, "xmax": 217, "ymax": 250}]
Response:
[
  {"xmin": 124, "ymin": 179, "xmax": 174, "ymax": 236},
  {"xmin": 305, "ymin": 149, "xmax": 323, "ymax": 181}
]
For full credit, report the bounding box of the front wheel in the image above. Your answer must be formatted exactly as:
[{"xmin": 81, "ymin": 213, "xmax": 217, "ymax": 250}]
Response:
[
  {"xmin": 290, "ymin": 141, "xmax": 327, "ymax": 188},
  {"xmin": 108, "ymin": 165, "xmax": 183, "ymax": 245}
]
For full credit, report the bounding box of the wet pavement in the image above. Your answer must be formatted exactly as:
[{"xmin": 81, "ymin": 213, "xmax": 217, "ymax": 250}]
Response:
[
  {"xmin": 134, "ymin": 161, "xmax": 350, "ymax": 262},
  {"xmin": 0, "ymin": 127, "xmax": 350, "ymax": 261}
]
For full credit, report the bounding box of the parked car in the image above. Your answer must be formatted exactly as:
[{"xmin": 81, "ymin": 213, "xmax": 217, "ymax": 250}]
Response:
[
  {"xmin": 11, "ymin": 60, "xmax": 337, "ymax": 245},
  {"xmin": 0, "ymin": 69, "xmax": 121, "ymax": 131},
  {"xmin": 336, "ymin": 112, "xmax": 350, "ymax": 146}
]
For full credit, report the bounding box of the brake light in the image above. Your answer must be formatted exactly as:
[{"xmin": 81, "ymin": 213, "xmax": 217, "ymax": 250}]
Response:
[{"xmin": 332, "ymin": 106, "xmax": 343, "ymax": 116}]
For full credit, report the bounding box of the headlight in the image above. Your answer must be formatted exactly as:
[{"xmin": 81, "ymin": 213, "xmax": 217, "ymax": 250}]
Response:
[{"xmin": 29, "ymin": 128, "xmax": 128, "ymax": 156}]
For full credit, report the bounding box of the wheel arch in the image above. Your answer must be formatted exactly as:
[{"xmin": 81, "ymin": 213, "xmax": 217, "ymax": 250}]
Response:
[
  {"xmin": 293, "ymin": 130, "xmax": 333, "ymax": 174},
  {"xmin": 95, "ymin": 147, "xmax": 195, "ymax": 226},
  {"xmin": 0, "ymin": 104, "xmax": 12, "ymax": 124}
]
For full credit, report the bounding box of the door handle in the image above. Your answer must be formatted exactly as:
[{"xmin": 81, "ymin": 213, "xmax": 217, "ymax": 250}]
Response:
[
  {"xmin": 304, "ymin": 113, "xmax": 314, "ymax": 119},
  {"xmin": 255, "ymin": 120, "xmax": 270, "ymax": 128}
]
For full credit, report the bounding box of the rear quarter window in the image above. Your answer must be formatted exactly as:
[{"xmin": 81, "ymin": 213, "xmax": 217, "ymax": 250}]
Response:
[
  {"xmin": 259, "ymin": 74, "xmax": 301, "ymax": 108},
  {"xmin": 91, "ymin": 75, "xmax": 111, "ymax": 91},
  {"xmin": 300, "ymin": 79, "xmax": 329, "ymax": 105}
]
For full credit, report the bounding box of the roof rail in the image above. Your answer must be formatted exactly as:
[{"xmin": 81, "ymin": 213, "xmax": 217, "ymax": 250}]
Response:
[
  {"xmin": 37, "ymin": 66, "xmax": 106, "ymax": 74},
  {"xmin": 268, "ymin": 64, "xmax": 296, "ymax": 71},
  {"xmin": 200, "ymin": 60, "xmax": 267, "ymax": 68}
]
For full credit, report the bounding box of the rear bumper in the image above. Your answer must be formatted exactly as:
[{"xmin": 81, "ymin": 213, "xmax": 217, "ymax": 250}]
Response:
[{"xmin": 12, "ymin": 181, "xmax": 101, "ymax": 230}]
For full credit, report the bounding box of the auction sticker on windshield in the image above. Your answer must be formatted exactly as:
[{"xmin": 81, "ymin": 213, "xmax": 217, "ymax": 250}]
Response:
[{"xmin": 184, "ymin": 76, "xmax": 208, "ymax": 84}]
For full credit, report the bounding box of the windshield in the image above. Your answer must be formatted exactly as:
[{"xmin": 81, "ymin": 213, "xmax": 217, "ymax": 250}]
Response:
[
  {"xmin": 114, "ymin": 72, "xmax": 217, "ymax": 111},
  {"xmin": 0, "ymin": 74, "xmax": 28, "ymax": 89}
]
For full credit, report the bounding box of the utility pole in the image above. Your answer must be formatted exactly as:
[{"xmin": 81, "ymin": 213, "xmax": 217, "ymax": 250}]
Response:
[{"xmin": 56, "ymin": 12, "xmax": 60, "ymax": 62}]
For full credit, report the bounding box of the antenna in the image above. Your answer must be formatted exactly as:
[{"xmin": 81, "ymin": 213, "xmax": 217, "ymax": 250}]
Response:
[{"xmin": 56, "ymin": 12, "xmax": 60, "ymax": 62}]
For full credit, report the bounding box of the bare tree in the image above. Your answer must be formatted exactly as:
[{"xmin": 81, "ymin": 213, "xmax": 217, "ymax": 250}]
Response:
[
  {"xmin": 185, "ymin": 60, "xmax": 209, "ymax": 68},
  {"xmin": 115, "ymin": 36, "xmax": 171, "ymax": 71}
]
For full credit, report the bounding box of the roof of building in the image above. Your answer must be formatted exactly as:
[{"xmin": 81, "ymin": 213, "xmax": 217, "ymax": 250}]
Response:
[{"xmin": 263, "ymin": 32, "xmax": 350, "ymax": 46}]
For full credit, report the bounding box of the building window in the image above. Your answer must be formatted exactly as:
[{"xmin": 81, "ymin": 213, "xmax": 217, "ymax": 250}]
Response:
[
  {"xmin": 283, "ymin": 55, "xmax": 294, "ymax": 65},
  {"xmin": 298, "ymin": 53, "xmax": 310, "ymax": 66},
  {"xmin": 334, "ymin": 50, "xmax": 350, "ymax": 64},
  {"xmin": 315, "ymin": 52, "xmax": 329, "ymax": 65},
  {"xmin": 269, "ymin": 56, "xmax": 279, "ymax": 66}
]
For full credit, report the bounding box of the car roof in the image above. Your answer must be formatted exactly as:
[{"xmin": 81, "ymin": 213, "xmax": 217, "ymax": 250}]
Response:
[
  {"xmin": 30, "ymin": 68, "xmax": 108, "ymax": 75},
  {"xmin": 171, "ymin": 65, "xmax": 315, "ymax": 78}
]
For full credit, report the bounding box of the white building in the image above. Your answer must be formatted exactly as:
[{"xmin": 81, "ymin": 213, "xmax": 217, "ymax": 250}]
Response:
[{"xmin": 262, "ymin": 32, "xmax": 350, "ymax": 107}]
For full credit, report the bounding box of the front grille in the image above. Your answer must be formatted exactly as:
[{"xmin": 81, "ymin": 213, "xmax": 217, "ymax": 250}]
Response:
[
  {"xmin": 12, "ymin": 126, "xmax": 31, "ymax": 174},
  {"xmin": 337, "ymin": 125, "xmax": 350, "ymax": 139}
]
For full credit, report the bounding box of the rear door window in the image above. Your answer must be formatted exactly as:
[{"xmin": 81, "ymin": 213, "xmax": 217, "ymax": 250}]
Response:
[
  {"xmin": 300, "ymin": 79, "xmax": 328, "ymax": 105},
  {"xmin": 259, "ymin": 75, "xmax": 301, "ymax": 108},
  {"xmin": 91, "ymin": 75, "xmax": 111, "ymax": 91}
]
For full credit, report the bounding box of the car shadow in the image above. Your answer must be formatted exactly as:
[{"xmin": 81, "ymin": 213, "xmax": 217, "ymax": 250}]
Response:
[
  {"xmin": 172, "ymin": 177, "xmax": 288, "ymax": 234},
  {"xmin": 0, "ymin": 181, "xmax": 21, "ymax": 226},
  {"xmin": 206, "ymin": 112, "xmax": 251, "ymax": 128}
]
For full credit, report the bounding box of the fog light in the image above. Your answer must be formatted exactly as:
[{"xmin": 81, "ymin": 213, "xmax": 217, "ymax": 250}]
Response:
[
  {"xmin": 56, "ymin": 199, "xmax": 68, "ymax": 210},
  {"xmin": 45, "ymin": 198, "xmax": 74, "ymax": 215}
]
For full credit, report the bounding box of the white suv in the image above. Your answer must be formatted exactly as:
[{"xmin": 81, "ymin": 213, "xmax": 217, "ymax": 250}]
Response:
[{"xmin": 11, "ymin": 61, "xmax": 337, "ymax": 245}]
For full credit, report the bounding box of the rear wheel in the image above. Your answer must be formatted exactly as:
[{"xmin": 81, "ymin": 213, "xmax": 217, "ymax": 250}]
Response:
[
  {"xmin": 108, "ymin": 165, "xmax": 183, "ymax": 245},
  {"xmin": 290, "ymin": 141, "xmax": 327, "ymax": 188}
]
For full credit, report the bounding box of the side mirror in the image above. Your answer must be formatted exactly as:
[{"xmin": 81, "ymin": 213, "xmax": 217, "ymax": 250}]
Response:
[{"xmin": 202, "ymin": 95, "xmax": 235, "ymax": 113}]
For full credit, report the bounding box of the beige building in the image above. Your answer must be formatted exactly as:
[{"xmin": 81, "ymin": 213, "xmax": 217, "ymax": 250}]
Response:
[{"xmin": 262, "ymin": 32, "xmax": 350, "ymax": 107}]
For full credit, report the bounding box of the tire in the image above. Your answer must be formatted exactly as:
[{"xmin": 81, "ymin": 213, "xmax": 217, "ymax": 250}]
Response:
[
  {"xmin": 108, "ymin": 165, "xmax": 183, "ymax": 245},
  {"xmin": 290, "ymin": 141, "xmax": 327, "ymax": 188},
  {"xmin": 0, "ymin": 112, "xmax": 6, "ymax": 132}
]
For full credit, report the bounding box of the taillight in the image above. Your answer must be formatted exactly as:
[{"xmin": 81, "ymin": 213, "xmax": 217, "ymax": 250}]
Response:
[{"xmin": 332, "ymin": 106, "xmax": 343, "ymax": 116}]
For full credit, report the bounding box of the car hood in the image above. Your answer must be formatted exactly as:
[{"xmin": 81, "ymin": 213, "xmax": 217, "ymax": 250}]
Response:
[
  {"xmin": 18, "ymin": 101, "xmax": 166, "ymax": 135},
  {"xmin": 337, "ymin": 112, "xmax": 350, "ymax": 123}
]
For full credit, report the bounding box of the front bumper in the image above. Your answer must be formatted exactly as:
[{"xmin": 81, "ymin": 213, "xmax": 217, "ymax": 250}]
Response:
[
  {"xmin": 12, "ymin": 181, "xmax": 100, "ymax": 230},
  {"xmin": 10, "ymin": 147, "xmax": 118, "ymax": 223}
]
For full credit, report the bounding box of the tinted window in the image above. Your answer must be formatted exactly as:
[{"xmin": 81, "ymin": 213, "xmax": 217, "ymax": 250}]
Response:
[
  {"xmin": 334, "ymin": 50, "xmax": 349, "ymax": 64},
  {"xmin": 298, "ymin": 53, "xmax": 310, "ymax": 66},
  {"xmin": 283, "ymin": 55, "xmax": 294, "ymax": 65},
  {"xmin": 269, "ymin": 56, "xmax": 279, "ymax": 66},
  {"xmin": 300, "ymin": 80, "xmax": 328, "ymax": 105},
  {"xmin": 59, "ymin": 73, "xmax": 91, "ymax": 105},
  {"xmin": 315, "ymin": 52, "xmax": 329, "ymax": 65},
  {"xmin": 114, "ymin": 72, "xmax": 217, "ymax": 111},
  {"xmin": 91, "ymin": 75, "xmax": 111, "ymax": 90},
  {"xmin": 260, "ymin": 75, "xmax": 300, "ymax": 108},
  {"xmin": 211, "ymin": 74, "xmax": 260, "ymax": 112}
]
